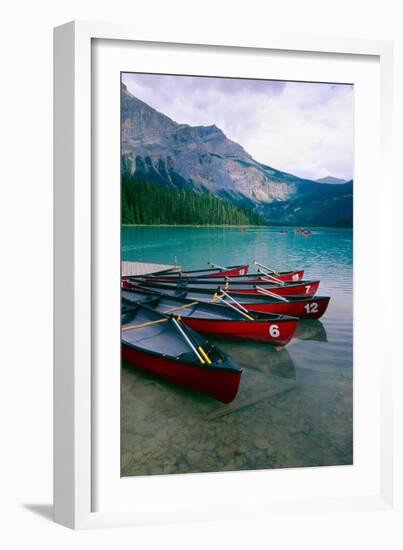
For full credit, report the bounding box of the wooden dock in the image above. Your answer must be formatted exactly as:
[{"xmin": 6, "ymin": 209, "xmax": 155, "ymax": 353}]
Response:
[{"xmin": 121, "ymin": 261, "xmax": 180, "ymax": 277}]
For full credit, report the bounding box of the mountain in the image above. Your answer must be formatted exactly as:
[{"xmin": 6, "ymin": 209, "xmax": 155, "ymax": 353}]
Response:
[
  {"xmin": 316, "ymin": 176, "xmax": 347, "ymax": 184},
  {"xmin": 262, "ymin": 180, "xmax": 353, "ymax": 227},
  {"xmin": 121, "ymin": 83, "xmax": 353, "ymax": 226}
]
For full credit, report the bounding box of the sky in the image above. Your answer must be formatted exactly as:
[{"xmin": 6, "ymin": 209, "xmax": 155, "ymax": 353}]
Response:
[{"xmin": 122, "ymin": 73, "xmax": 353, "ymax": 181}]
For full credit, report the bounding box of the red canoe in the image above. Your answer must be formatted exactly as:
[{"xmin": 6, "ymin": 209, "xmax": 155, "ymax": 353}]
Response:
[
  {"xmin": 122, "ymin": 289, "xmax": 299, "ymax": 345},
  {"xmin": 133, "ymin": 279, "xmax": 320, "ymax": 297},
  {"xmin": 121, "ymin": 264, "xmax": 250, "ymax": 289},
  {"xmin": 141, "ymin": 269, "xmax": 305, "ymax": 284},
  {"xmin": 155, "ymin": 263, "xmax": 249, "ymax": 278},
  {"xmin": 127, "ymin": 284, "xmax": 330, "ymax": 319},
  {"xmin": 122, "ymin": 305, "xmax": 242, "ymax": 403}
]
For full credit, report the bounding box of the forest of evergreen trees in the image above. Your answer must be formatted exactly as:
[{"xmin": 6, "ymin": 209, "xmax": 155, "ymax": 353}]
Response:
[{"xmin": 122, "ymin": 177, "xmax": 266, "ymax": 226}]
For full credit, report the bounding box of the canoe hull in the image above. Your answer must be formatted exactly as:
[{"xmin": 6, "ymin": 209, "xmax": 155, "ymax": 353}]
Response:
[
  {"xmin": 243, "ymin": 297, "xmax": 330, "ymax": 319},
  {"xmin": 121, "ymin": 289, "xmax": 298, "ymax": 345},
  {"xmin": 128, "ymin": 283, "xmax": 329, "ymax": 319},
  {"xmin": 227, "ymin": 280, "xmax": 319, "ymax": 296},
  {"xmin": 122, "ymin": 344, "xmax": 241, "ymax": 403},
  {"xmin": 155, "ymin": 264, "xmax": 250, "ymax": 278},
  {"xmin": 181, "ymin": 317, "xmax": 298, "ymax": 345},
  {"xmin": 275, "ymin": 269, "xmax": 304, "ymax": 282},
  {"xmin": 251, "ymin": 281, "xmax": 320, "ymax": 296},
  {"xmin": 140, "ymin": 280, "xmax": 320, "ymax": 297},
  {"xmin": 164, "ymin": 281, "xmax": 320, "ymax": 296},
  {"xmin": 122, "ymin": 265, "xmax": 250, "ymax": 287},
  {"xmin": 207, "ymin": 265, "xmax": 249, "ymax": 277},
  {"xmin": 144, "ymin": 269, "xmax": 305, "ymax": 284}
]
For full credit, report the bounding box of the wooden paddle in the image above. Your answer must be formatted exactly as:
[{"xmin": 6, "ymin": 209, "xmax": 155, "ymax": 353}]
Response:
[
  {"xmin": 123, "ymin": 301, "xmax": 200, "ymax": 322},
  {"xmin": 213, "ymin": 289, "xmax": 254, "ymax": 320},
  {"xmin": 255, "ymin": 285, "xmax": 289, "ymax": 302},
  {"xmin": 122, "ymin": 317, "xmax": 169, "ymax": 331},
  {"xmin": 254, "ymin": 259, "xmax": 281, "ymax": 277},
  {"xmin": 208, "ymin": 261, "xmax": 227, "ymax": 271},
  {"xmin": 258, "ymin": 271, "xmax": 285, "ymax": 285},
  {"xmin": 163, "ymin": 301, "xmax": 200, "ymax": 314},
  {"xmin": 172, "ymin": 317, "xmax": 212, "ymax": 365}
]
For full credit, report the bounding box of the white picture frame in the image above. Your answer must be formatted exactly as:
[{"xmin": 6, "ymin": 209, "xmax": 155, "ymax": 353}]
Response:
[{"xmin": 54, "ymin": 20, "xmax": 399, "ymax": 530}]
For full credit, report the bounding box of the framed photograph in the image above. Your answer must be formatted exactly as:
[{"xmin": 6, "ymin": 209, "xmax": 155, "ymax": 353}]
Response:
[{"xmin": 54, "ymin": 21, "xmax": 397, "ymax": 529}]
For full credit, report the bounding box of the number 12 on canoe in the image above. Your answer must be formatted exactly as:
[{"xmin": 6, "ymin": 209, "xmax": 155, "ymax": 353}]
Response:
[{"xmin": 304, "ymin": 303, "xmax": 319, "ymax": 314}]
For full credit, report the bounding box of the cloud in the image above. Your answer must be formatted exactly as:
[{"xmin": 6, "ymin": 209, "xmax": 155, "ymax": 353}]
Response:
[{"xmin": 122, "ymin": 73, "xmax": 353, "ymax": 181}]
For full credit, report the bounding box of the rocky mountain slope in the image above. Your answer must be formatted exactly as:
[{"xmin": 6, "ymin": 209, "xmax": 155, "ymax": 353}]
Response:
[{"xmin": 121, "ymin": 83, "xmax": 353, "ymax": 226}]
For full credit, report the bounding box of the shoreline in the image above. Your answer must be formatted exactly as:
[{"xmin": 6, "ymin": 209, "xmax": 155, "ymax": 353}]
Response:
[
  {"xmin": 121, "ymin": 223, "xmax": 353, "ymax": 229},
  {"xmin": 122, "ymin": 224, "xmax": 261, "ymax": 228}
]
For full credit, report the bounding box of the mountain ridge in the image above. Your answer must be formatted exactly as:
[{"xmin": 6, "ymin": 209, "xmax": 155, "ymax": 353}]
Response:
[
  {"xmin": 316, "ymin": 176, "xmax": 347, "ymax": 184},
  {"xmin": 121, "ymin": 83, "xmax": 353, "ymax": 226}
]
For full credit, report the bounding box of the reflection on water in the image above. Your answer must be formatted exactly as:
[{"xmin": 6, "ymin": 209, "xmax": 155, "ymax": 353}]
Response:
[
  {"xmin": 121, "ymin": 227, "xmax": 353, "ymax": 476},
  {"xmin": 294, "ymin": 319, "xmax": 328, "ymax": 342},
  {"xmin": 214, "ymin": 339, "xmax": 297, "ymax": 380}
]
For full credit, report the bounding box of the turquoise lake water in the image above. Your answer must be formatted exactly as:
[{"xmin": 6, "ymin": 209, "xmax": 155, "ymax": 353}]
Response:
[{"xmin": 121, "ymin": 226, "xmax": 353, "ymax": 476}]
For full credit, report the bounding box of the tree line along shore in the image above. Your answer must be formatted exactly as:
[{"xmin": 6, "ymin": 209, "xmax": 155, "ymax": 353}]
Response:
[{"xmin": 122, "ymin": 178, "xmax": 266, "ymax": 226}]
